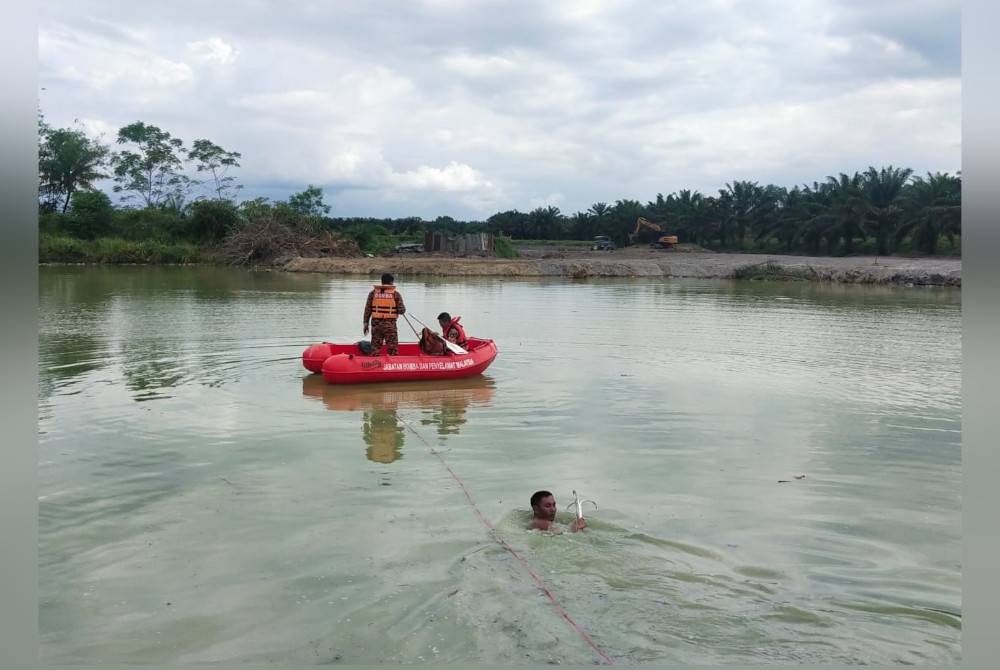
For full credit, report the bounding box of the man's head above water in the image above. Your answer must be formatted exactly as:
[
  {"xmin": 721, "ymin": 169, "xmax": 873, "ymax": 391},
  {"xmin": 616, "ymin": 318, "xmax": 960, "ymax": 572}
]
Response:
[
  {"xmin": 529, "ymin": 489, "xmax": 586, "ymax": 532},
  {"xmin": 530, "ymin": 490, "xmax": 556, "ymax": 522}
]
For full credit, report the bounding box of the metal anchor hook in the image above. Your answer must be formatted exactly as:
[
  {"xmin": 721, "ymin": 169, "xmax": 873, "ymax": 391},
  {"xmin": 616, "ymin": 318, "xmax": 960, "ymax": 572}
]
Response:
[{"xmin": 566, "ymin": 489, "xmax": 598, "ymax": 521}]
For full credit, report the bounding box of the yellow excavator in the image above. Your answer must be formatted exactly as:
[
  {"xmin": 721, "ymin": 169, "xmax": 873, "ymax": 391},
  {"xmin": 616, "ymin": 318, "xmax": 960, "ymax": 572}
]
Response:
[{"xmin": 630, "ymin": 217, "xmax": 678, "ymax": 249}]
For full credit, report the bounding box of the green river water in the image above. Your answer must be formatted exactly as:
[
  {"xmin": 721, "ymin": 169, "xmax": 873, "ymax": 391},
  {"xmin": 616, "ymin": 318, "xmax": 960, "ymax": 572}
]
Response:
[{"xmin": 38, "ymin": 266, "xmax": 961, "ymax": 664}]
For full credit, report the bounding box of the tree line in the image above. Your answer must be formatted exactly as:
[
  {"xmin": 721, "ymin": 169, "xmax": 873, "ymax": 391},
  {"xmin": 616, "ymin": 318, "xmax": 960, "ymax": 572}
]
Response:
[{"xmin": 38, "ymin": 112, "xmax": 960, "ymax": 259}]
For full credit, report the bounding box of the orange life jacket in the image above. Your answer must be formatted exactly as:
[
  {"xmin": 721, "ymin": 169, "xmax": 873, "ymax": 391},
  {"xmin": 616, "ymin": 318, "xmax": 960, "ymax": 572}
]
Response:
[
  {"xmin": 371, "ymin": 285, "xmax": 398, "ymax": 319},
  {"xmin": 443, "ymin": 315, "xmax": 468, "ymax": 345}
]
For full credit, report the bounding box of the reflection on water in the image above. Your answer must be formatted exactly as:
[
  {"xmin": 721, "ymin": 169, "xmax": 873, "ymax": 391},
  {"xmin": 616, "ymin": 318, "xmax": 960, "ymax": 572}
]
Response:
[{"xmin": 302, "ymin": 375, "xmax": 496, "ymax": 463}]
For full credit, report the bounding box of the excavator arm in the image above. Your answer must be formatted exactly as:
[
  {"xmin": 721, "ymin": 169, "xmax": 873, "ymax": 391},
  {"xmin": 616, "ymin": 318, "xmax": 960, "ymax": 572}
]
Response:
[
  {"xmin": 633, "ymin": 217, "xmax": 663, "ymax": 235},
  {"xmin": 630, "ymin": 217, "xmax": 678, "ymax": 248}
]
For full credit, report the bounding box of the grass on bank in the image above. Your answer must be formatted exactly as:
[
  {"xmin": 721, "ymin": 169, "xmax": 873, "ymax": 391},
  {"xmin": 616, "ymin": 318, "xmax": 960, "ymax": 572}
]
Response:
[
  {"xmin": 493, "ymin": 236, "xmax": 519, "ymax": 258},
  {"xmin": 512, "ymin": 239, "xmax": 593, "ymax": 248},
  {"xmin": 40, "ymin": 234, "xmax": 202, "ymax": 264},
  {"xmin": 731, "ymin": 261, "xmax": 819, "ymax": 281}
]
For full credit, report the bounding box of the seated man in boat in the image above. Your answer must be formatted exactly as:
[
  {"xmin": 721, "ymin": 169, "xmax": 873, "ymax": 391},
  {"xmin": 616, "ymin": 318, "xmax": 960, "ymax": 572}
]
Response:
[
  {"xmin": 418, "ymin": 327, "xmax": 448, "ymax": 355},
  {"xmin": 437, "ymin": 312, "xmax": 468, "ymax": 348},
  {"xmin": 529, "ymin": 490, "xmax": 586, "ymax": 532}
]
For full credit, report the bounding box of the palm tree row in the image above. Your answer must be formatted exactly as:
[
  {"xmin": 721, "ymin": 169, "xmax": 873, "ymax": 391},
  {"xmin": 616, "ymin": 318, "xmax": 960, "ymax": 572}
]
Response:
[{"xmin": 489, "ymin": 166, "xmax": 960, "ymax": 256}]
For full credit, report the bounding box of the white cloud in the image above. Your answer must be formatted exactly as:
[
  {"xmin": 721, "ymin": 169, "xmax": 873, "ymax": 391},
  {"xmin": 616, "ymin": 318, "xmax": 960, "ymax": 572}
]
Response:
[
  {"xmin": 39, "ymin": 26, "xmax": 193, "ymax": 94},
  {"xmin": 141, "ymin": 57, "xmax": 195, "ymax": 86},
  {"xmin": 76, "ymin": 118, "xmax": 117, "ymax": 141},
  {"xmin": 236, "ymin": 89, "xmax": 341, "ymax": 116},
  {"xmin": 350, "ymin": 66, "xmax": 414, "ymax": 106},
  {"xmin": 186, "ymin": 37, "xmax": 239, "ymax": 66},
  {"xmin": 441, "ymin": 52, "xmax": 518, "ymax": 77},
  {"xmin": 389, "ymin": 161, "xmax": 495, "ymax": 194}
]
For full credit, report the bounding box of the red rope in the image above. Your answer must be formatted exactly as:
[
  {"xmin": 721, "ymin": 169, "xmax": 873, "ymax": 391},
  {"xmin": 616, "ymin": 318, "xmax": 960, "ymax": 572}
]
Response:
[{"xmin": 398, "ymin": 413, "xmax": 615, "ymax": 665}]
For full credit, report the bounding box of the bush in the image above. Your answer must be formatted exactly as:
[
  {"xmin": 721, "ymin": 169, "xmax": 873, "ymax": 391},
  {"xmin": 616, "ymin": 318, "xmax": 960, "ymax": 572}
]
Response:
[
  {"xmin": 186, "ymin": 199, "xmax": 240, "ymax": 241},
  {"xmin": 39, "ymin": 234, "xmax": 89, "ymax": 262},
  {"xmin": 343, "ymin": 223, "xmax": 396, "ymax": 255},
  {"xmin": 494, "ymin": 236, "xmax": 519, "ymax": 258},
  {"xmin": 110, "ymin": 207, "xmax": 185, "ymax": 241},
  {"xmin": 66, "ymin": 190, "xmax": 114, "ymax": 240},
  {"xmin": 731, "ymin": 261, "xmax": 816, "ymax": 281},
  {"xmin": 38, "ymin": 211, "xmax": 73, "ymax": 237}
]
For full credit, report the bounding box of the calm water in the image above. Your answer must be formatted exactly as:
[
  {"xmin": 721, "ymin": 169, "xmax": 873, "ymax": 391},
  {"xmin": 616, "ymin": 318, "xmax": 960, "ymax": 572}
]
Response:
[{"xmin": 38, "ymin": 266, "xmax": 961, "ymax": 665}]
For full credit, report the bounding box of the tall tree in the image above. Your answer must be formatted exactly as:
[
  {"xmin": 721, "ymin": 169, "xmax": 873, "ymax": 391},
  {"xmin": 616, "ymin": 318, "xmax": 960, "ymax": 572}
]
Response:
[
  {"xmin": 862, "ymin": 165, "xmax": 913, "ymax": 256},
  {"xmin": 724, "ymin": 181, "xmax": 751, "ymax": 248},
  {"xmin": 188, "ymin": 139, "xmax": 243, "ymax": 201},
  {"xmin": 111, "ymin": 121, "xmax": 188, "ymax": 208},
  {"xmin": 587, "ymin": 202, "xmax": 610, "ymax": 219},
  {"xmin": 38, "ymin": 125, "xmax": 110, "ymax": 213},
  {"xmin": 897, "ymin": 172, "xmax": 961, "ymax": 254},
  {"xmin": 824, "ymin": 172, "xmax": 867, "ymax": 254},
  {"xmin": 286, "ymin": 184, "xmax": 331, "ymax": 216},
  {"xmin": 608, "ymin": 199, "xmax": 646, "ymax": 246},
  {"xmin": 486, "ymin": 210, "xmax": 529, "ymax": 238},
  {"xmin": 751, "ymin": 185, "xmax": 795, "ymax": 250},
  {"xmin": 672, "ymin": 189, "xmax": 707, "ymax": 244},
  {"xmin": 528, "ymin": 205, "xmax": 566, "ymax": 240}
]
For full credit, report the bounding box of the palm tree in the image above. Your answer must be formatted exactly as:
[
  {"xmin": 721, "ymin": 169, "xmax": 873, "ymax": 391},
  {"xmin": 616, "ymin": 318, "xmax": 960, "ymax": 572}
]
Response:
[
  {"xmin": 797, "ymin": 181, "xmax": 839, "ymax": 254},
  {"xmin": 528, "ymin": 206, "xmax": 566, "ymax": 240},
  {"xmin": 587, "ymin": 202, "xmax": 610, "ymax": 219},
  {"xmin": 609, "ymin": 199, "xmax": 646, "ymax": 246},
  {"xmin": 39, "ymin": 127, "xmax": 110, "ymax": 212},
  {"xmin": 897, "ymin": 172, "xmax": 961, "ymax": 254},
  {"xmin": 713, "ymin": 190, "xmax": 738, "ymax": 248},
  {"xmin": 861, "ymin": 165, "xmax": 913, "ymax": 256},
  {"xmin": 754, "ymin": 186, "xmax": 801, "ymax": 252},
  {"xmin": 823, "ymin": 172, "xmax": 867, "ymax": 254},
  {"xmin": 724, "ymin": 180, "xmax": 762, "ymax": 249},
  {"xmin": 671, "ymin": 189, "xmax": 705, "ymax": 244}
]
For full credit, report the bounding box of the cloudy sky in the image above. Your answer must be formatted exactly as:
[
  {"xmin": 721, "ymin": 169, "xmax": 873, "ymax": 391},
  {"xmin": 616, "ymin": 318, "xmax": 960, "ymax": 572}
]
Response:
[{"xmin": 38, "ymin": 0, "xmax": 961, "ymax": 220}]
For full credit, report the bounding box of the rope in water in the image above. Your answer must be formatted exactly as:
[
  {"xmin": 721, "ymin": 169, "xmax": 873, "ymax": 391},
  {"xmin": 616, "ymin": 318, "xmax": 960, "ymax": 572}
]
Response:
[{"xmin": 396, "ymin": 412, "xmax": 616, "ymax": 665}]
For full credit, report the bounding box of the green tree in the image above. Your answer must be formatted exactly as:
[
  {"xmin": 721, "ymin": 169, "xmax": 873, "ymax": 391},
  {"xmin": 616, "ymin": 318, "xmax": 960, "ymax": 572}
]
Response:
[
  {"xmin": 66, "ymin": 190, "xmax": 114, "ymax": 239},
  {"xmin": 286, "ymin": 184, "xmax": 331, "ymax": 216},
  {"xmin": 722, "ymin": 180, "xmax": 761, "ymax": 248},
  {"xmin": 897, "ymin": 172, "xmax": 961, "ymax": 254},
  {"xmin": 608, "ymin": 199, "xmax": 645, "ymax": 245},
  {"xmin": 188, "ymin": 139, "xmax": 243, "ymax": 201},
  {"xmin": 824, "ymin": 172, "xmax": 867, "ymax": 254},
  {"xmin": 486, "ymin": 210, "xmax": 529, "ymax": 238},
  {"xmin": 38, "ymin": 125, "xmax": 110, "ymax": 213},
  {"xmin": 111, "ymin": 121, "xmax": 188, "ymax": 208},
  {"xmin": 759, "ymin": 186, "xmax": 808, "ymax": 252},
  {"xmin": 862, "ymin": 165, "xmax": 913, "ymax": 256},
  {"xmin": 798, "ymin": 181, "xmax": 840, "ymax": 254},
  {"xmin": 528, "ymin": 206, "xmax": 566, "ymax": 239},
  {"xmin": 186, "ymin": 199, "xmax": 240, "ymax": 241},
  {"xmin": 713, "ymin": 189, "xmax": 735, "ymax": 248}
]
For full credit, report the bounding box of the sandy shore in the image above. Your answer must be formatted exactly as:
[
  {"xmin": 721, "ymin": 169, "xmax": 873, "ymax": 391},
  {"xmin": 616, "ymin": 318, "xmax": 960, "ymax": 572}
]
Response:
[{"xmin": 282, "ymin": 247, "xmax": 961, "ymax": 286}]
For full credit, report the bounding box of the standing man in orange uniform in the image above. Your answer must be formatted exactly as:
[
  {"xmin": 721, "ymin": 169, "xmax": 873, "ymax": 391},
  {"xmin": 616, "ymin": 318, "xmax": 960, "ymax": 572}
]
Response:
[{"xmin": 363, "ymin": 273, "xmax": 406, "ymax": 355}]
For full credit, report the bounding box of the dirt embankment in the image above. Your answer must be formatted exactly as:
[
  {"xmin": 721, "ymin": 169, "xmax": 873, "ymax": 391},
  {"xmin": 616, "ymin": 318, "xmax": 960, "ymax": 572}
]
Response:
[{"xmin": 281, "ymin": 247, "xmax": 961, "ymax": 286}]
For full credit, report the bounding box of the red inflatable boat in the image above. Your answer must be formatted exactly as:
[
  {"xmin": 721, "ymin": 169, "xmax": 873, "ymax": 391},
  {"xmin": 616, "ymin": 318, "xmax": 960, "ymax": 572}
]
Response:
[{"xmin": 302, "ymin": 337, "xmax": 498, "ymax": 384}]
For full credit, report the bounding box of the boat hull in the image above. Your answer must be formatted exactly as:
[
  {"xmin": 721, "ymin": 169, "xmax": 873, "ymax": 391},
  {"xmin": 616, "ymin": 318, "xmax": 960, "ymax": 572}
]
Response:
[{"xmin": 302, "ymin": 338, "xmax": 498, "ymax": 384}]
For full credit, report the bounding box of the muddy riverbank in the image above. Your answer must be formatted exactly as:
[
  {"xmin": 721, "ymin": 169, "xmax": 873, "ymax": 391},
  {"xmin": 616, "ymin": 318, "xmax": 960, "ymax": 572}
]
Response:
[{"xmin": 282, "ymin": 247, "xmax": 961, "ymax": 286}]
